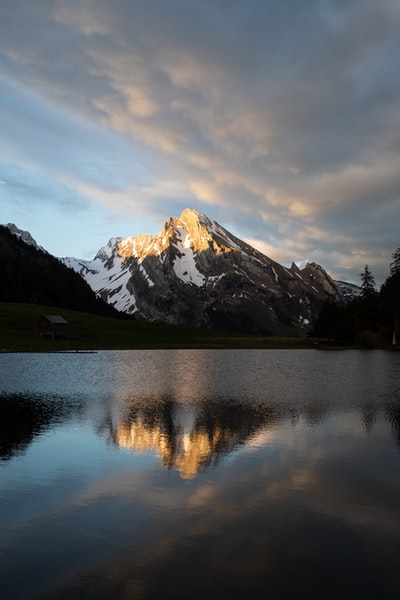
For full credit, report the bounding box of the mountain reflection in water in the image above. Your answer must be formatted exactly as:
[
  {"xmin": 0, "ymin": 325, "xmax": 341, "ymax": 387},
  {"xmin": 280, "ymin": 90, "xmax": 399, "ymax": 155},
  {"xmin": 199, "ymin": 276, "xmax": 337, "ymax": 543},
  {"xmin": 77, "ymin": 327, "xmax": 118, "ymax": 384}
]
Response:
[
  {"xmin": 3, "ymin": 389, "xmax": 400, "ymax": 479},
  {"xmin": 106, "ymin": 399, "xmax": 284, "ymax": 478},
  {"xmin": 98, "ymin": 396, "xmax": 400, "ymax": 478},
  {"xmin": 1, "ymin": 349, "xmax": 400, "ymax": 600}
]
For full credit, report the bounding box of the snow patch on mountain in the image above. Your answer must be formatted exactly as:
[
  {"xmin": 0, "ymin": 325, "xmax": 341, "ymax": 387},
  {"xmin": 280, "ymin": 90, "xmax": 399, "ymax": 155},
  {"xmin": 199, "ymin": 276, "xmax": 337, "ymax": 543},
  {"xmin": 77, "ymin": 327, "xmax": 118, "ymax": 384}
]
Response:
[
  {"xmin": 173, "ymin": 227, "xmax": 206, "ymax": 286},
  {"xmin": 335, "ymin": 280, "xmax": 361, "ymax": 302},
  {"xmin": 271, "ymin": 267, "xmax": 279, "ymax": 282},
  {"xmin": 138, "ymin": 263, "xmax": 155, "ymax": 288},
  {"xmin": 64, "ymin": 251, "xmax": 137, "ymax": 313}
]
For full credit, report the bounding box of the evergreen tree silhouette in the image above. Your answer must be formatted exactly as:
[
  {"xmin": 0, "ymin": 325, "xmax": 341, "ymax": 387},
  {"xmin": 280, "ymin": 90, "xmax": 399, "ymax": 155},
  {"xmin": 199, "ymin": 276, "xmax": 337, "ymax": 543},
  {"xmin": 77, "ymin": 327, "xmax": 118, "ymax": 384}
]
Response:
[{"xmin": 360, "ymin": 264, "xmax": 376, "ymax": 299}]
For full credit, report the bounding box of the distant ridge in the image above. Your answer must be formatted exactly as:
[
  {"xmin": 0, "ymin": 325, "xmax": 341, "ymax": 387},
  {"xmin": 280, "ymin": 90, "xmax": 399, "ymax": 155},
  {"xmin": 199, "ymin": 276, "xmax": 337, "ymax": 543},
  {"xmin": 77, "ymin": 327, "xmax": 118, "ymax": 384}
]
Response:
[{"xmin": 6, "ymin": 223, "xmax": 46, "ymax": 253}]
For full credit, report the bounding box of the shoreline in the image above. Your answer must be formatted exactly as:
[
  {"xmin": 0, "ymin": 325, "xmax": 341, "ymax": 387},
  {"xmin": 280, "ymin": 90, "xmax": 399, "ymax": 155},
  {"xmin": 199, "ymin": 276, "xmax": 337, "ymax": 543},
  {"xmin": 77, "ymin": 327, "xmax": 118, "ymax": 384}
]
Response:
[{"xmin": 0, "ymin": 339, "xmax": 387, "ymax": 352}]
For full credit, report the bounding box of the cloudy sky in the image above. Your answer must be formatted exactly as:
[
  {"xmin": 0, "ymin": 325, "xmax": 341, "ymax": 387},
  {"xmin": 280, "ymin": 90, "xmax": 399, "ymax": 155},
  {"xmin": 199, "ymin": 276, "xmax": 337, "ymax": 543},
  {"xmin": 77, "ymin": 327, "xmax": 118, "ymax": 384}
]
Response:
[{"xmin": 1, "ymin": 0, "xmax": 399, "ymax": 285}]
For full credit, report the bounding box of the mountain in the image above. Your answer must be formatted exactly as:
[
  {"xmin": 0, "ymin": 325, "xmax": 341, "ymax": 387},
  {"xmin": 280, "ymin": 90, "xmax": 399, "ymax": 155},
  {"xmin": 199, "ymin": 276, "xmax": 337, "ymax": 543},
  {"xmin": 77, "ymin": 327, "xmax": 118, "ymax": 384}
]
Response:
[
  {"xmin": 63, "ymin": 208, "xmax": 346, "ymax": 334},
  {"xmin": 5, "ymin": 223, "xmax": 46, "ymax": 252},
  {"xmin": 334, "ymin": 280, "xmax": 361, "ymax": 302},
  {"xmin": 0, "ymin": 224, "xmax": 122, "ymax": 317}
]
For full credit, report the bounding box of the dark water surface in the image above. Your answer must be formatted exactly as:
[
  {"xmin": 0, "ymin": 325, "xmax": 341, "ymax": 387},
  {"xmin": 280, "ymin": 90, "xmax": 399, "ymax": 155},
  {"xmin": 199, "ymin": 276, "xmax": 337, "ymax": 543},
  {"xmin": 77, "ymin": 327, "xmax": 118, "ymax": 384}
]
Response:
[{"xmin": 0, "ymin": 349, "xmax": 400, "ymax": 599}]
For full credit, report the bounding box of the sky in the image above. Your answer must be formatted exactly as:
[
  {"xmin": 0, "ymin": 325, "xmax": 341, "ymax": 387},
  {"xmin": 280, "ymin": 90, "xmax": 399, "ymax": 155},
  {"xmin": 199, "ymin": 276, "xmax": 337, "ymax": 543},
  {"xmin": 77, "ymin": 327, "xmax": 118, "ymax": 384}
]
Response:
[{"xmin": 1, "ymin": 0, "xmax": 399, "ymax": 286}]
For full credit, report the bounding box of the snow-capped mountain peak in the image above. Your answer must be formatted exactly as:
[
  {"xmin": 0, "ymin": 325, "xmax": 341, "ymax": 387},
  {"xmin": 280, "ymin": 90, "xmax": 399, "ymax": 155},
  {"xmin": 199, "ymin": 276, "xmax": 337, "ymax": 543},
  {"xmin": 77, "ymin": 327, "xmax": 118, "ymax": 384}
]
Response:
[{"xmin": 63, "ymin": 208, "xmax": 345, "ymax": 332}]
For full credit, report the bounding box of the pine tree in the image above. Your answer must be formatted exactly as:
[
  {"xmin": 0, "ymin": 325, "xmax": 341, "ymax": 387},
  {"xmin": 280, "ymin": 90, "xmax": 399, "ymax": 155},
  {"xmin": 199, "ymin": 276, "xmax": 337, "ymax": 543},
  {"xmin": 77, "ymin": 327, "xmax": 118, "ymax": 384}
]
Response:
[
  {"xmin": 390, "ymin": 245, "xmax": 400, "ymax": 276},
  {"xmin": 360, "ymin": 264, "xmax": 376, "ymax": 298}
]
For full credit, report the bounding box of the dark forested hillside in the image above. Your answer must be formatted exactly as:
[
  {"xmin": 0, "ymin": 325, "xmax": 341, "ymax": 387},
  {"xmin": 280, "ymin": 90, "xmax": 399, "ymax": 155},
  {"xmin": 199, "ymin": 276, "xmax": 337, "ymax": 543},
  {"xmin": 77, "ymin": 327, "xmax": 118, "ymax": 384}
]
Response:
[
  {"xmin": 312, "ymin": 267, "xmax": 400, "ymax": 347},
  {"xmin": 0, "ymin": 226, "xmax": 124, "ymax": 317}
]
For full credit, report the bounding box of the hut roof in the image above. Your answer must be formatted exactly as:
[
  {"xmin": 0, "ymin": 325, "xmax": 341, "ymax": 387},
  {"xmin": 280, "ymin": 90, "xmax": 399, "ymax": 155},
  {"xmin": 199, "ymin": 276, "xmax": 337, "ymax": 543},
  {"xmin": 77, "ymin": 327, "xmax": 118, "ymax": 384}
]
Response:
[{"xmin": 43, "ymin": 315, "xmax": 68, "ymax": 324}]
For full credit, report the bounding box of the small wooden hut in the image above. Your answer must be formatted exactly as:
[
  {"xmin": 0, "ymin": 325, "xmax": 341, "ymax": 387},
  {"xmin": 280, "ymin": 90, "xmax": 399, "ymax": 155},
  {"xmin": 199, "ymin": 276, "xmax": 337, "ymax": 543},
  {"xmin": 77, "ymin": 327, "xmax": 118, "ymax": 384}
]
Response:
[{"xmin": 35, "ymin": 315, "xmax": 68, "ymax": 338}]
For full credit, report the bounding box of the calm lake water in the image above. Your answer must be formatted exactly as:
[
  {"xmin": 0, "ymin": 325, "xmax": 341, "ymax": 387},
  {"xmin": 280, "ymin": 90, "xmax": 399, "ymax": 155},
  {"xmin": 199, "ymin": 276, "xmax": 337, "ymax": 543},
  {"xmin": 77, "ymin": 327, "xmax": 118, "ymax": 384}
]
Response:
[{"xmin": 1, "ymin": 349, "xmax": 400, "ymax": 599}]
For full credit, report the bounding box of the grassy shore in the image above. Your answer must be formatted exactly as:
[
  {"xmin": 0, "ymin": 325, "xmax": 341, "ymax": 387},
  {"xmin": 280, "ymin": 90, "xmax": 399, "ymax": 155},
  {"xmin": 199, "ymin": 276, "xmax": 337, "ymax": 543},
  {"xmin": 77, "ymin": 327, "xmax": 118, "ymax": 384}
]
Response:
[{"xmin": 0, "ymin": 302, "xmax": 330, "ymax": 351}]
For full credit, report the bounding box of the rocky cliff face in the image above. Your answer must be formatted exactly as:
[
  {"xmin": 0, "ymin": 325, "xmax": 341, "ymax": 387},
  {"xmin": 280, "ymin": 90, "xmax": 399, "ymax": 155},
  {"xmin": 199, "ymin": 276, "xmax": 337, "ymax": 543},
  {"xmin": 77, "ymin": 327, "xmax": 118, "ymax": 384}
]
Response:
[{"xmin": 64, "ymin": 208, "xmax": 344, "ymax": 333}]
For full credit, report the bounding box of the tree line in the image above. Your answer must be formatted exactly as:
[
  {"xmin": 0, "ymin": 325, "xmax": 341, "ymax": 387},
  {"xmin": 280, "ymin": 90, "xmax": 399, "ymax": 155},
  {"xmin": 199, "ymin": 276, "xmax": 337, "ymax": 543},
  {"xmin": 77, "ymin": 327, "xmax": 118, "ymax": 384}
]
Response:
[{"xmin": 312, "ymin": 246, "xmax": 400, "ymax": 347}]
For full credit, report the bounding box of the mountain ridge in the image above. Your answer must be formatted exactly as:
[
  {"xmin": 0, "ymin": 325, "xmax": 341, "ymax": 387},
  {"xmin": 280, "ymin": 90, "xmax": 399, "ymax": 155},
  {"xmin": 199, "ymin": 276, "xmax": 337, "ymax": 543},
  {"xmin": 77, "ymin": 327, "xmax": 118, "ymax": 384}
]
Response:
[
  {"xmin": 62, "ymin": 208, "xmax": 357, "ymax": 333},
  {"xmin": 0, "ymin": 225, "xmax": 123, "ymax": 317},
  {"xmin": 2, "ymin": 212, "xmax": 361, "ymax": 334}
]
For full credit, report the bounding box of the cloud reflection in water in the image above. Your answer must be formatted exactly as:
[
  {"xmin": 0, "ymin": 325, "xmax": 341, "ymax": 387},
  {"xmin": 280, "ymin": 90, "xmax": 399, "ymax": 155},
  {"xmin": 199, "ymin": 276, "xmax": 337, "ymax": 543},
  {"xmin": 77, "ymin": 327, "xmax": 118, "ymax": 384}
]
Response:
[{"xmin": 1, "ymin": 349, "xmax": 400, "ymax": 599}]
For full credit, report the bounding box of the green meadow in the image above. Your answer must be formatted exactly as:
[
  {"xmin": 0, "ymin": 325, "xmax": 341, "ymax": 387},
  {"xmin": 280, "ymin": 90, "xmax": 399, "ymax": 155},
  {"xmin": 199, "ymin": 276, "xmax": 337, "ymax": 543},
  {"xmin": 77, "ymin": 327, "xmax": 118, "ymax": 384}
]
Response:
[{"xmin": 0, "ymin": 302, "xmax": 321, "ymax": 351}]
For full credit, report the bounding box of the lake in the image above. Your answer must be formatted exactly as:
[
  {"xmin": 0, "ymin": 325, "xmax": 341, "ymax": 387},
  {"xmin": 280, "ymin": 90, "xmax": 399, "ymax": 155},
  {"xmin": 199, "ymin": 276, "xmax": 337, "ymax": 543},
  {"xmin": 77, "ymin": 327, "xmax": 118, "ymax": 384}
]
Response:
[{"xmin": 1, "ymin": 349, "xmax": 400, "ymax": 599}]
